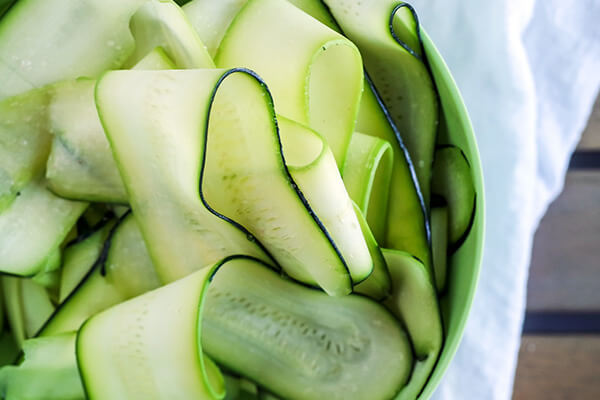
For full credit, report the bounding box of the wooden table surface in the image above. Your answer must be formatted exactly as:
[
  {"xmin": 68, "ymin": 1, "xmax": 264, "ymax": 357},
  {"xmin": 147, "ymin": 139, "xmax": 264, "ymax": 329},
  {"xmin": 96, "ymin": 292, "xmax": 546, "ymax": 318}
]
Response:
[{"xmin": 512, "ymin": 96, "xmax": 600, "ymax": 399}]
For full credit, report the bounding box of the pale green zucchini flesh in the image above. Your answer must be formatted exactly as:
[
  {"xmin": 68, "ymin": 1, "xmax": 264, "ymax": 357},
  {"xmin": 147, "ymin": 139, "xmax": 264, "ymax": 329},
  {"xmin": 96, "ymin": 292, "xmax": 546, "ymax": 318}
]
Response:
[
  {"xmin": 342, "ymin": 131, "xmax": 393, "ymax": 244},
  {"xmin": 124, "ymin": 0, "xmax": 214, "ymax": 69},
  {"xmin": 96, "ymin": 68, "xmax": 364, "ymax": 295},
  {"xmin": 383, "ymin": 249, "xmax": 443, "ymax": 400},
  {"xmin": 77, "ymin": 265, "xmax": 224, "ymax": 400},
  {"xmin": 322, "ymin": 0, "xmax": 439, "ymax": 206},
  {"xmin": 40, "ymin": 214, "xmax": 160, "ymax": 337},
  {"xmin": 0, "ymin": 333, "xmax": 84, "ymax": 400},
  {"xmin": 216, "ymin": 0, "xmax": 363, "ymax": 167},
  {"xmin": 202, "ymin": 256, "xmax": 412, "ymax": 400},
  {"xmin": 431, "ymin": 203, "xmax": 449, "ymax": 292},
  {"xmin": 431, "ymin": 145, "xmax": 476, "ymax": 249}
]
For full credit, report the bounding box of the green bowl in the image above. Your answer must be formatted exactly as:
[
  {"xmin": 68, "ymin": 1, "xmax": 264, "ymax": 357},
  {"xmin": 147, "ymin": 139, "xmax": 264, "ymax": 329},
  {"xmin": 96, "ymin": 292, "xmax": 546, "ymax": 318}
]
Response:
[{"xmin": 417, "ymin": 31, "xmax": 485, "ymax": 399}]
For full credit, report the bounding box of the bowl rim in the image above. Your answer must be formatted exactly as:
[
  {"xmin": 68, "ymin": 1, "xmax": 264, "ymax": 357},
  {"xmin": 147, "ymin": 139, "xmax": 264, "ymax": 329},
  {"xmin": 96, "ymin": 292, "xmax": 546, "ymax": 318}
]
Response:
[{"xmin": 416, "ymin": 29, "xmax": 486, "ymax": 400}]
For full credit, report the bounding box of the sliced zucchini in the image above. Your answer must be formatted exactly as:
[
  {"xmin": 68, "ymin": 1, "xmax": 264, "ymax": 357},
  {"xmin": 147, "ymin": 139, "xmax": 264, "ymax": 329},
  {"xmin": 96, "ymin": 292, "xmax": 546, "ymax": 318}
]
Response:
[
  {"xmin": 58, "ymin": 219, "xmax": 115, "ymax": 302},
  {"xmin": 383, "ymin": 249, "xmax": 443, "ymax": 400},
  {"xmin": 0, "ymin": 333, "xmax": 84, "ymax": 400},
  {"xmin": 291, "ymin": 0, "xmax": 434, "ymax": 280},
  {"xmin": 352, "ymin": 203, "xmax": 392, "ymax": 301},
  {"xmin": 45, "ymin": 79, "xmax": 126, "ymax": 203},
  {"xmin": 132, "ymin": 46, "xmax": 176, "ymax": 70},
  {"xmin": 40, "ymin": 214, "xmax": 160, "ymax": 336},
  {"xmin": 183, "ymin": 0, "xmax": 246, "ymax": 56},
  {"xmin": 342, "ymin": 131, "xmax": 393, "ymax": 243},
  {"xmin": 77, "ymin": 264, "xmax": 224, "ymax": 400},
  {"xmin": 203, "ymin": 256, "xmax": 412, "ymax": 400},
  {"xmin": 432, "ymin": 145, "xmax": 476, "ymax": 249},
  {"xmin": 1, "ymin": 275, "xmax": 55, "ymax": 347},
  {"xmin": 1, "ymin": 277, "xmax": 25, "ymax": 347},
  {"xmin": 323, "ymin": 0, "xmax": 439, "ymax": 205},
  {"xmin": 0, "ymin": 0, "xmax": 147, "ymax": 99},
  {"xmin": 216, "ymin": 0, "xmax": 363, "ymax": 167},
  {"xmin": 0, "ymin": 86, "xmax": 52, "ymax": 212},
  {"xmin": 285, "ymin": 0, "xmax": 339, "ymax": 30},
  {"xmin": 124, "ymin": 0, "xmax": 215, "ymax": 68},
  {"xmin": 97, "ymin": 69, "xmax": 363, "ymax": 295},
  {"xmin": 0, "ymin": 179, "xmax": 87, "ymax": 276},
  {"xmin": 431, "ymin": 203, "xmax": 448, "ymax": 292},
  {"xmin": 356, "ymin": 79, "xmax": 433, "ymax": 277},
  {"xmin": 278, "ymin": 117, "xmax": 372, "ymax": 285},
  {"xmin": 20, "ymin": 279, "xmax": 55, "ymax": 338}
]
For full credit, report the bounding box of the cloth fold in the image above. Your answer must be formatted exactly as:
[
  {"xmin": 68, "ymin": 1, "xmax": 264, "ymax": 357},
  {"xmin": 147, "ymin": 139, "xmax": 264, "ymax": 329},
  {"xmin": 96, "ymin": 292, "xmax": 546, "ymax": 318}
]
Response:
[{"xmin": 408, "ymin": 1, "xmax": 600, "ymax": 398}]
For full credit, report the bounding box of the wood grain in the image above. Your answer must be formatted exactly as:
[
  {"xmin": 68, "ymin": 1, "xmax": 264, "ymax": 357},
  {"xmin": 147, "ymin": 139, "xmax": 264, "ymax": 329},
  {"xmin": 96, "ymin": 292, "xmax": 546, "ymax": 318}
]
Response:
[
  {"xmin": 513, "ymin": 335, "xmax": 600, "ymax": 400},
  {"xmin": 526, "ymin": 171, "xmax": 600, "ymax": 311},
  {"xmin": 578, "ymin": 96, "xmax": 600, "ymax": 149}
]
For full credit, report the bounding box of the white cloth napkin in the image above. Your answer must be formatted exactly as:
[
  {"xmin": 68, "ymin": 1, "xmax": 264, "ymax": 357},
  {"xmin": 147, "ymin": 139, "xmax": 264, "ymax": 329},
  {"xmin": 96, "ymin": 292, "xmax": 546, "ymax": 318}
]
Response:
[{"xmin": 408, "ymin": 0, "xmax": 600, "ymax": 398}]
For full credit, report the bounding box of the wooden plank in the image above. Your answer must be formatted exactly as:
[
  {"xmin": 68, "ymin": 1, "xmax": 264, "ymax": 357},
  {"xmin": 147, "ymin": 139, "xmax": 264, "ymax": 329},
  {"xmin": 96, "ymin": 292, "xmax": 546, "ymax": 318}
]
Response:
[
  {"xmin": 513, "ymin": 335, "xmax": 600, "ymax": 400},
  {"xmin": 527, "ymin": 171, "xmax": 600, "ymax": 311},
  {"xmin": 578, "ymin": 95, "xmax": 600, "ymax": 149}
]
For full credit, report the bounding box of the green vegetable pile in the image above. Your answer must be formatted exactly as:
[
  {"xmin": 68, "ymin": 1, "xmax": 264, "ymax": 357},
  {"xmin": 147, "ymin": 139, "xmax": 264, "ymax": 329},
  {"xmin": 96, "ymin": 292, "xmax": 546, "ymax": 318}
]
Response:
[{"xmin": 0, "ymin": 0, "xmax": 476, "ymax": 399}]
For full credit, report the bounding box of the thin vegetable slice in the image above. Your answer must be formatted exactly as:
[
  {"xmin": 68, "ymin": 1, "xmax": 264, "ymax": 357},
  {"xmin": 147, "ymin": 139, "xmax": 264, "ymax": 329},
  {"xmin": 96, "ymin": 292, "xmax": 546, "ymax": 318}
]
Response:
[
  {"xmin": 58, "ymin": 218, "xmax": 115, "ymax": 302},
  {"xmin": 40, "ymin": 214, "xmax": 160, "ymax": 336},
  {"xmin": 46, "ymin": 49, "xmax": 177, "ymax": 204},
  {"xmin": 0, "ymin": 333, "xmax": 84, "ymax": 400},
  {"xmin": 45, "ymin": 79, "xmax": 126, "ymax": 203},
  {"xmin": 277, "ymin": 117, "xmax": 372, "ymax": 284},
  {"xmin": 0, "ymin": 86, "xmax": 52, "ymax": 212},
  {"xmin": 97, "ymin": 69, "xmax": 363, "ymax": 295},
  {"xmin": 290, "ymin": 0, "xmax": 433, "ymax": 281},
  {"xmin": 431, "ymin": 145, "xmax": 476, "ymax": 249},
  {"xmin": 356, "ymin": 81, "xmax": 433, "ymax": 278},
  {"xmin": 0, "ymin": 0, "xmax": 148, "ymax": 99},
  {"xmin": 352, "ymin": 203, "xmax": 392, "ymax": 301},
  {"xmin": 77, "ymin": 264, "xmax": 224, "ymax": 400},
  {"xmin": 0, "ymin": 179, "xmax": 87, "ymax": 276},
  {"xmin": 342, "ymin": 131, "xmax": 393, "ymax": 243},
  {"xmin": 216, "ymin": 0, "xmax": 363, "ymax": 167},
  {"xmin": 323, "ymin": 0, "xmax": 439, "ymax": 205},
  {"xmin": 182, "ymin": 0, "xmax": 247, "ymax": 57},
  {"xmin": 202, "ymin": 256, "xmax": 411, "ymax": 400},
  {"xmin": 431, "ymin": 203, "xmax": 448, "ymax": 291},
  {"xmin": 383, "ymin": 249, "xmax": 443, "ymax": 400},
  {"xmin": 131, "ymin": 46, "xmax": 176, "ymax": 70},
  {"xmin": 124, "ymin": 0, "xmax": 214, "ymax": 68}
]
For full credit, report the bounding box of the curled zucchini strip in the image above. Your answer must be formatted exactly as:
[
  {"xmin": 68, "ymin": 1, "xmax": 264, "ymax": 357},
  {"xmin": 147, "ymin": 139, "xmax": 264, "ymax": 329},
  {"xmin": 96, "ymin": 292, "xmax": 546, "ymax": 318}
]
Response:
[
  {"xmin": 124, "ymin": 0, "xmax": 215, "ymax": 68},
  {"xmin": 0, "ymin": 179, "xmax": 87, "ymax": 276},
  {"xmin": 77, "ymin": 262, "xmax": 225, "ymax": 400},
  {"xmin": 278, "ymin": 117, "xmax": 372, "ymax": 285},
  {"xmin": 46, "ymin": 50, "xmax": 178, "ymax": 204},
  {"xmin": 97, "ymin": 69, "xmax": 365, "ymax": 295},
  {"xmin": 342, "ymin": 131, "xmax": 393, "ymax": 244},
  {"xmin": 216, "ymin": 0, "xmax": 364, "ymax": 167},
  {"xmin": 323, "ymin": 0, "xmax": 439, "ymax": 205},
  {"xmin": 0, "ymin": 333, "xmax": 84, "ymax": 400},
  {"xmin": 357, "ymin": 79, "xmax": 433, "ymax": 279},
  {"xmin": 77, "ymin": 255, "xmax": 411, "ymax": 400},
  {"xmin": 39, "ymin": 214, "xmax": 160, "ymax": 337},
  {"xmin": 383, "ymin": 249, "xmax": 443, "ymax": 400},
  {"xmin": 182, "ymin": 0, "xmax": 248, "ymax": 57},
  {"xmin": 289, "ymin": 0, "xmax": 433, "ymax": 280},
  {"xmin": 432, "ymin": 145, "xmax": 476, "ymax": 250},
  {"xmin": 351, "ymin": 202, "xmax": 393, "ymax": 301}
]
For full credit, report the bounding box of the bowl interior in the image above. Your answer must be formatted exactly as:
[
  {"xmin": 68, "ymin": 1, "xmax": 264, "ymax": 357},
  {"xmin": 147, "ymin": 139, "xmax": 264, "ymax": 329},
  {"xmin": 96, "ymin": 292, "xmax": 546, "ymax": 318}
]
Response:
[{"xmin": 416, "ymin": 31, "xmax": 485, "ymax": 399}]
